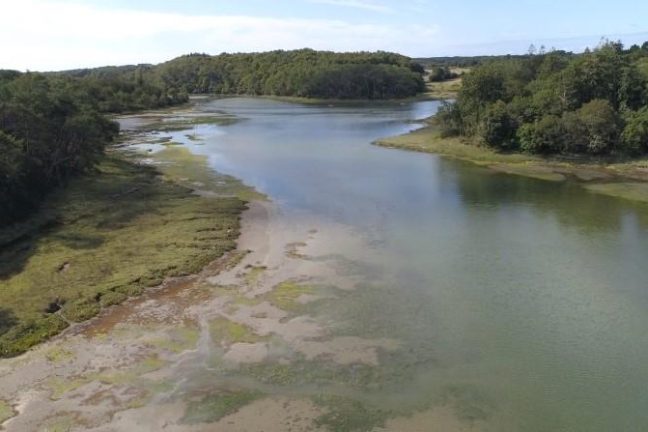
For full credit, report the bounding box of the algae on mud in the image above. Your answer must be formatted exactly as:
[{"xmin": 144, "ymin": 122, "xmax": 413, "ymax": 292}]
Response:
[
  {"xmin": 0, "ymin": 149, "xmax": 250, "ymax": 357},
  {"xmin": 181, "ymin": 390, "xmax": 263, "ymax": 425}
]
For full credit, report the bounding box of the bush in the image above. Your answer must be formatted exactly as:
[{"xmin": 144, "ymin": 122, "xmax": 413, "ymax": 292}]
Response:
[
  {"xmin": 622, "ymin": 108, "xmax": 648, "ymax": 155},
  {"xmin": 480, "ymin": 100, "xmax": 517, "ymax": 149},
  {"xmin": 428, "ymin": 66, "xmax": 458, "ymax": 82},
  {"xmin": 576, "ymin": 99, "xmax": 621, "ymax": 154},
  {"xmin": 518, "ymin": 115, "xmax": 565, "ymax": 154}
]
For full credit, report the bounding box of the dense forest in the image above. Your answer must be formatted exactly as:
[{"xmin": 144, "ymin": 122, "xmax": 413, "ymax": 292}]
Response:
[
  {"xmin": 0, "ymin": 70, "xmax": 188, "ymax": 224},
  {"xmin": 437, "ymin": 41, "xmax": 648, "ymax": 156},
  {"xmin": 152, "ymin": 49, "xmax": 425, "ymax": 99},
  {"xmin": 60, "ymin": 50, "xmax": 425, "ymax": 99}
]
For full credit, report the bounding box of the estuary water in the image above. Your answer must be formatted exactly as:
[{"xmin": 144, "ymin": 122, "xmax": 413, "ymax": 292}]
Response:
[{"xmin": 160, "ymin": 97, "xmax": 648, "ymax": 431}]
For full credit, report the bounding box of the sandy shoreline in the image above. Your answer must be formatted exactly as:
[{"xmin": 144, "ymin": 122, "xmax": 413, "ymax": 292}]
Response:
[{"xmin": 0, "ymin": 196, "xmax": 477, "ymax": 431}]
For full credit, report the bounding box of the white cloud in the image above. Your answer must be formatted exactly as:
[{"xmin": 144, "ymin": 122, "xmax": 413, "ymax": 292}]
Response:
[
  {"xmin": 308, "ymin": 0, "xmax": 393, "ymax": 14},
  {"xmin": 0, "ymin": 0, "xmax": 442, "ymax": 71}
]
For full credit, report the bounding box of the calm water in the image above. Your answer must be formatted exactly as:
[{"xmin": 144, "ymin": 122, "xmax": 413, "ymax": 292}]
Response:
[{"xmin": 168, "ymin": 98, "xmax": 648, "ymax": 431}]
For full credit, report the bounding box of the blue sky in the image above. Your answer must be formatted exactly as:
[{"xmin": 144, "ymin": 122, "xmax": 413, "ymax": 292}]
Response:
[{"xmin": 2, "ymin": 0, "xmax": 648, "ymax": 71}]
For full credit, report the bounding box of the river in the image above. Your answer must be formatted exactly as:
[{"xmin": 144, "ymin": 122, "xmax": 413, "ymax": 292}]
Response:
[{"xmin": 140, "ymin": 97, "xmax": 648, "ymax": 431}]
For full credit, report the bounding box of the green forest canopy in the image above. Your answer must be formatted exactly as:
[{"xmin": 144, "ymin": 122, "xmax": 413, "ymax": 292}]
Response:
[
  {"xmin": 65, "ymin": 49, "xmax": 426, "ymax": 99},
  {"xmin": 437, "ymin": 41, "xmax": 648, "ymax": 156}
]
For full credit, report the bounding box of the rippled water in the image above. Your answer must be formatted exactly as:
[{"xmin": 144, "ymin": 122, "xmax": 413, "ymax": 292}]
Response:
[{"xmin": 165, "ymin": 97, "xmax": 648, "ymax": 431}]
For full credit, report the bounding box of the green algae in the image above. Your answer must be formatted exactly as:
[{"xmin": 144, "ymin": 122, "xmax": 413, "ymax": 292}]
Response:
[
  {"xmin": 180, "ymin": 390, "xmax": 262, "ymax": 424},
  {"xmin": 313, "ymin": 395, "xmax": 393, "ymax": 432},
  {"xmin": 243, "ymin": 265, "xmax": 267, "ymax": 285},
  {"xmin": 0, "ymin": 400, "xmax": 15, "ymax": 424},
  {"xmin": 265, "ymin": 281, "xmax": 315, "ymax": 313},
  {"xmin": 147, "ymin": 326, "xmax": 200, "ymax": 353},
  {"xmin": 44, "ymin": 346, "xmax": 75, "ymax": 364},
  {"xmin": 209, "ymin": 317, "xmax": 267, "ymax": 346}
]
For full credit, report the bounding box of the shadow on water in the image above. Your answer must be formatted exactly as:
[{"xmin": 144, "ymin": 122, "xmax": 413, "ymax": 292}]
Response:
[{"xmin": 444, "ymin": 159, "xmax": 648, "ymax": 233}]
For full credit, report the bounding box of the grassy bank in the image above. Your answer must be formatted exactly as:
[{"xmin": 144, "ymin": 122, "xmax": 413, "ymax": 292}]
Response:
[
  {"xmin": 0, "ymin": 147, "xmax": 255, "ymax": 357},
  {"xmin": 424, "ymin": 77, "xmax": 462, "ymax": 100},
  {"xmin": 376, "ymin": 123, "xmax": 648, "ymax": 202}
]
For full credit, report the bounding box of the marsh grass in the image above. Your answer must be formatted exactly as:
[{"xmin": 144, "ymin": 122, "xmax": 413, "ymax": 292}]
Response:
[{"xmin": 0, "ymin": 152, "xmax": 248, "ymax": 357}]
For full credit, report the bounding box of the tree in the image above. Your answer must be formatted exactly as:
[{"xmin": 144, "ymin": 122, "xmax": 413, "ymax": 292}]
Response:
[
  {"xmin": 575, "ymin": 99, "xmax": 621, "ymax": 154},
  {"xmin": 480, "ymin": 100, "xmax": 517, "ymax": 149},
  {"xmin": 622, "ymin": 108, "xmax": 648, "ymax": 155},
  {"xmin": 518, "ymin": 115, "xmax": 564, "ymax": 154}
]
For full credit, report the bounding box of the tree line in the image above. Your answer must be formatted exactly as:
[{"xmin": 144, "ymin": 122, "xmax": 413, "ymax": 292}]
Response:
[
  {"xmin": 0, "ymin": 70, "xmax": 188, "ymax": 225},
  {"xmin": 154, "ymin": 49, "xmax": 425, "ymax": 99},
  {"xmin": 437, "ymin": 41, "xmax": 648, "ymax": 156}
]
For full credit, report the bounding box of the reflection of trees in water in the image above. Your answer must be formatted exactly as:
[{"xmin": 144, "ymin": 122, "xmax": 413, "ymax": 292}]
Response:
[{"xmin": 444, "ymin": 159, "xmax": 648, "ymax": 233}]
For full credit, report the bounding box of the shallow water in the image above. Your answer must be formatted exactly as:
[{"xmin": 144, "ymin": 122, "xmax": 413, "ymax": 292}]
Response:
[{"xmin": 161, "ymin": 97, "xmax": 648, "ymax": 431}]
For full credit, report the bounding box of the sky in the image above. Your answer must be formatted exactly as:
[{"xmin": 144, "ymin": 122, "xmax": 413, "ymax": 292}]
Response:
[{"xmin": 2, "ymin": 0, "xmax": 648, "ymax": 71}]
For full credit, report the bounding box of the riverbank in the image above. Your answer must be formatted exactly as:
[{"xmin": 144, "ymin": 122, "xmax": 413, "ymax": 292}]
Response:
[
  {"xmin": 0, "ymin": 141, "xmax": 259, "ymax": 357},
  {"xmin": 376, "ymin": 122, "xmax": 648, "ymax": 203}
]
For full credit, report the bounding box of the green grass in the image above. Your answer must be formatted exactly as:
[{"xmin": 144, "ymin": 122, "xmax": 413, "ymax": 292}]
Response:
[
  {"xmin": 425, "ymin": 77, "xmax": 463, "ymax": 100},
  {"xmin": 180, "ymin": 391, "xmax": 262, "ymax": 424},
  {"xmin": 0, "ymin": 151, "xmax": 249, "ymax": 357}
]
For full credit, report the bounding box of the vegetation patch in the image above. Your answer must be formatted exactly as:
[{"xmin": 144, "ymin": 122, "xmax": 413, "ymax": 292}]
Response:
[
  {"xmin": 313, "ymin": 395, "xmax": 393, "ymax": 432},
  {"xmin": 425, "ymin": 77, "xmax": 462, "ymax": 100},
  {"xmin": 243, "ymin": 265, "xmax": 267, "ymax": 285},
  {"xmin": 47, "ymin": 376, "xmax": 92, "ymax": 400},
  {"xmin": 147, "ymin": 326, "xmax": 200, "ymax": 353},
  {"xmin": 239, "ymin": 358, "xmax": 381, "ymax": 389},
  {"xmin": 442, "ymin": 384, "xmax": 496, "ymax": 423},
  {"xmin": 209, "ymin": 317, "xmax": 267, "ymax": 346},
  {"xmin": 0, "ymin": 153, "xmax": 246, "ymax": 358},
  {"xmin": 94, "ymin": 356, "xmax": 166, "ymax": 386},
  {"xmin": 180, "ymin": 390, "xmax": 262, "ymax": 424},
  {"xmin": 265, "ymin": 281, "xmax": 315, "ymax": 313},
  {"xmin": 44, "ymin": 346, "xmax": 75, "ymax": 364},
  {"xmin": 0, "ymin": 400, "xmax": 15, "ymax": 424}
]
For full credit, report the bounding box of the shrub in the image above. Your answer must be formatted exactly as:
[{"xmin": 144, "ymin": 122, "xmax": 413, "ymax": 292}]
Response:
[{"xmin": 480, "ymin": 100, "xmax": 517, "ymax": 149}]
